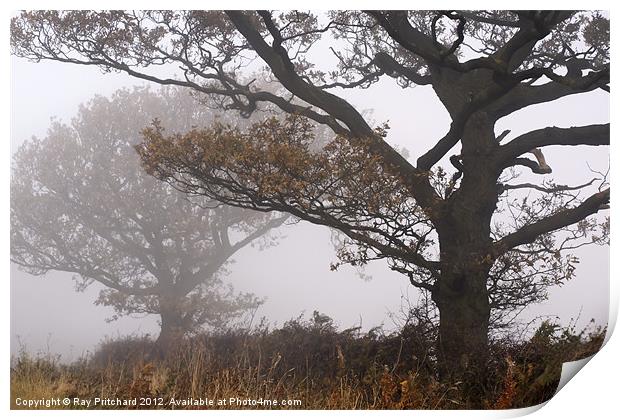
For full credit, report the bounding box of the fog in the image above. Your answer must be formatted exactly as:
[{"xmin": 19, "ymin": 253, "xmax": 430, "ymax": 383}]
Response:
[{"xmin": 10, "ymin": 47, "xmax": 609, "ymax": 359}]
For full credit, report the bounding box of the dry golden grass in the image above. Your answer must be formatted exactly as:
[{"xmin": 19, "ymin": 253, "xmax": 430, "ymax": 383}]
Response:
[{"xmin": 11, "ymin": 315, "xmax": 605, "ymax": 410}]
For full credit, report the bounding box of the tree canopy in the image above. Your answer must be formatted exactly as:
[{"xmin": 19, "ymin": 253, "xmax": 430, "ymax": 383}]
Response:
[{"xmin": 11, "ymin": 86, "xmax": 286, "ymax": 346}]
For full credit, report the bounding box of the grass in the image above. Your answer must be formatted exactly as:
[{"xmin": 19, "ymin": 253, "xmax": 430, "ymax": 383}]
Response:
[{"xmin": 10, "ymin": 312, "xmax": 606, "ymax": 410}]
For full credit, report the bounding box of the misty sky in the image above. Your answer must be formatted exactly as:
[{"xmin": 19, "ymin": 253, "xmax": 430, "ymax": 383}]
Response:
[{"xmin": 10, "ymin": 33, "xmax": 610, "ymax": 359}]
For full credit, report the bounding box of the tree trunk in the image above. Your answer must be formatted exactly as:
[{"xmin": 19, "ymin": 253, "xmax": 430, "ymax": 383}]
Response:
[
  {"xmin": 430, "ymin": 109, "xmax": 499, "ymax": 403},
  {"xmin": 433, "ymin": 260, "xmax": 492, "ymax": 382},
  {"xmin": 155, "ymin": 300, "xmax": 187, "ymax": 356},
  {"xmin": 432, "ymin": 223, "xmax": 494, "ymax": 405}
]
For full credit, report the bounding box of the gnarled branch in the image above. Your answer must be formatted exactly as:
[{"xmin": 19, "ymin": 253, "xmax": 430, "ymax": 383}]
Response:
[
  {"xmin": 493, "ymin": 188, "xmax": 609, "ymax": 254},
  {"xmin": 497, "ymin": 124, "xmax": 610, "ymax": 167}
]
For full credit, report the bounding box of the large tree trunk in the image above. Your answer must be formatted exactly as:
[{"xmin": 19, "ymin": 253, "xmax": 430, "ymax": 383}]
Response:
[
  {"xmin": 433, "ymin": 255, "xmax": 492, "ymax": 384},
  {"xmin": 430, "ymin": 110, "xmax": 500, "ymax": 403},
  {"xmin": 432, "ymin": 212, "xmax": 495, "ymax": 405},
  {"xmin": 155, "ymin": 298, "xmax": 187, "ymax": 356}
]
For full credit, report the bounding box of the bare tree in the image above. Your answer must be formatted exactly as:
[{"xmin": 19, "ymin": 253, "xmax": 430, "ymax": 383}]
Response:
[
  {"xmin": 11, "ymin": 86, "xmax": 286, "ymax": 350},
  {"xmin": 11, "ymin": 11, "xmax": 609, "ymax": 392}
]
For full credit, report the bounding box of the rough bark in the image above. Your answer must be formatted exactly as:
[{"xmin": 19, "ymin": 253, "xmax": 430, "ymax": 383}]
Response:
[
  {"xmin": 431, "ymin": 111, "xmax": 499, "ymax": 392},
  {"xmin": 155, "ymin": 297, "xmax": 188, "ymax": 355},
  {"xmin": 433, "ymin": 266, "xmax": 491, "ymax": 384}
]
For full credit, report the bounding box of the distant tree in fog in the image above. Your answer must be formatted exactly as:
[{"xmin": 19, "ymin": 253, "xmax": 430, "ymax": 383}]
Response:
[{"xmin": 10, "ymin": 86, "xmax": 286, "ymax": 350}]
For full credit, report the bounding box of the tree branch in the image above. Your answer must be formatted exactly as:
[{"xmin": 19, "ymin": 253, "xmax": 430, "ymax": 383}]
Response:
[
  {"xmin": 372, "ymin": 51, "xmax": 432, "ymax": 85},
  {"xmin": 493, "ymin": 188, "xmax": 610, "ymax": 254},
  {"xmin": 227, "ymin": 10, "xmax": 375, "ymax": 138},
  {"xmin": 498, "ymin": 178, "xmax": 598, "ymax": 194},
  {"xmin": 510, "ymin": 157, "xmax": 552, "ymax": 174},
  {"xmin": 231, "ymin": 215, "xmax": 289, "ymax": 252},
  {"xmin": 366, "ymin": 11, "xmax": 441, "ymax": 65},
  {"xmin": 226, "ymin": 10, "xmax": 443, "ymax": 213},
  {"xmin": 488, "ymin": 66, "xmax": 610, "ymax": 119},
  {"xmin": 498, "ymin": 123, "xmax": 610, "ymax": 165}
]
